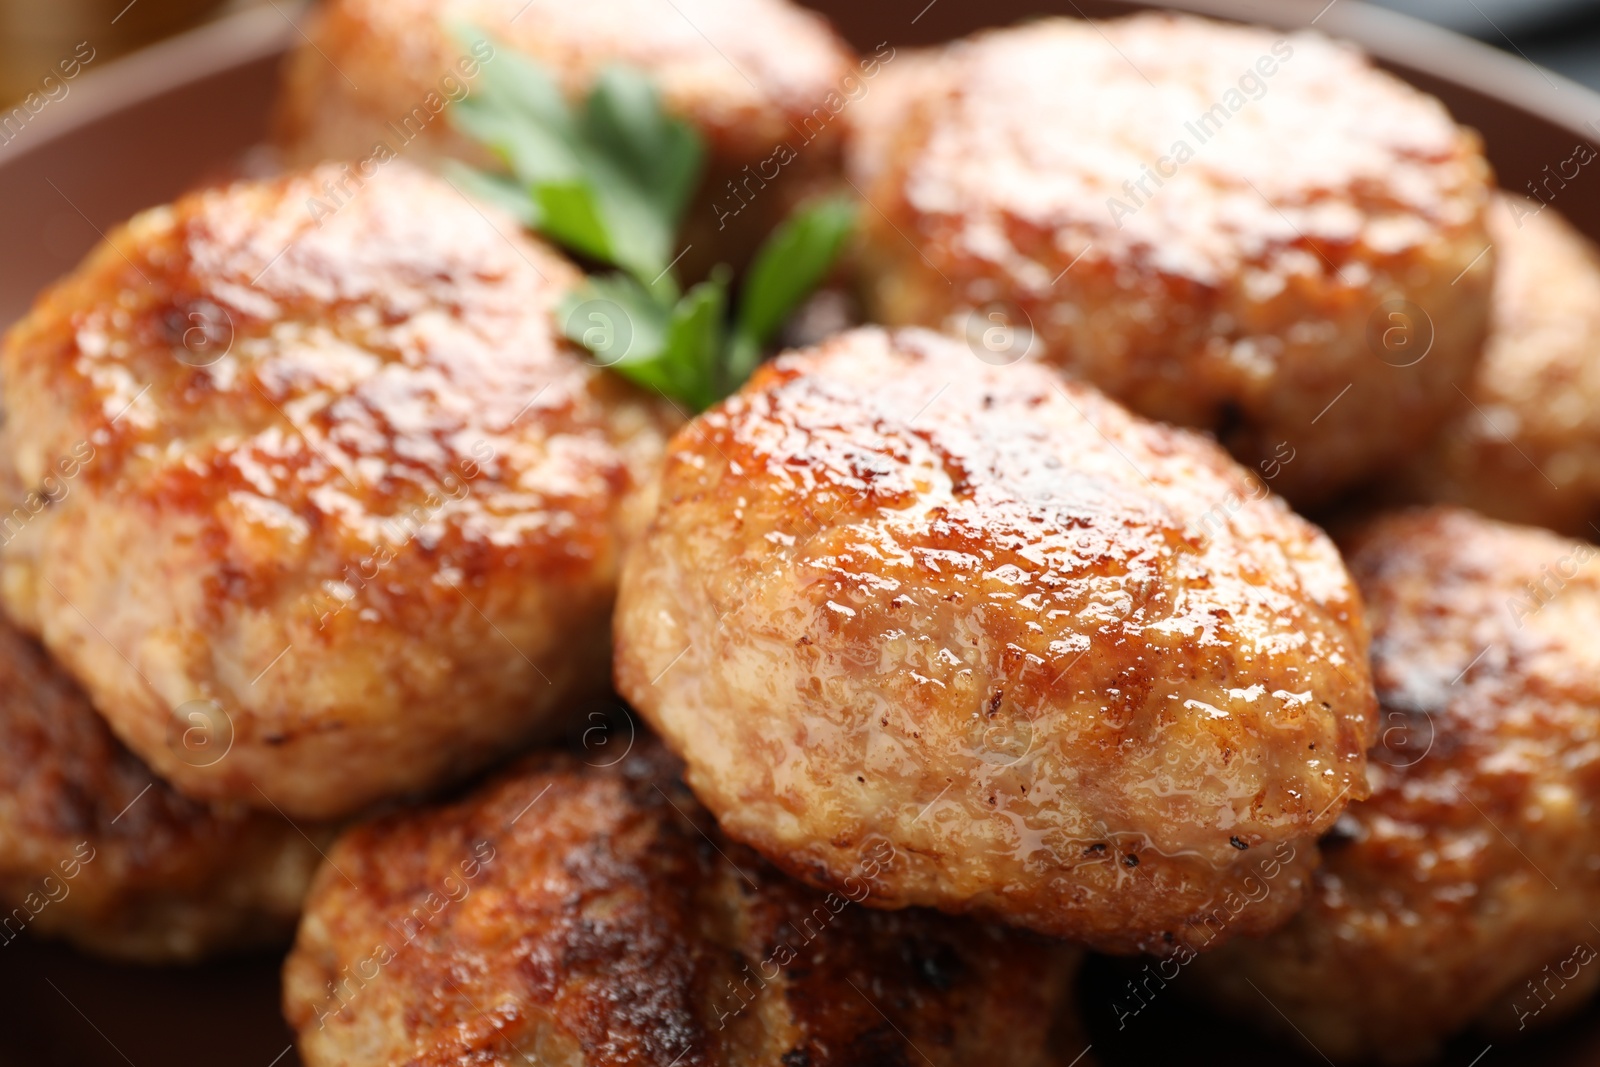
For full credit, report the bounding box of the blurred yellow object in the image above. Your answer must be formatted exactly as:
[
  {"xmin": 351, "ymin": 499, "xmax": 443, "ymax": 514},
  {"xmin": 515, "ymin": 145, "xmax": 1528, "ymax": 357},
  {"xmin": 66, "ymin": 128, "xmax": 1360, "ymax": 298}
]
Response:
[{"xmin": 0, "ymin": 0, "xmax": 230, "ymax": 105}]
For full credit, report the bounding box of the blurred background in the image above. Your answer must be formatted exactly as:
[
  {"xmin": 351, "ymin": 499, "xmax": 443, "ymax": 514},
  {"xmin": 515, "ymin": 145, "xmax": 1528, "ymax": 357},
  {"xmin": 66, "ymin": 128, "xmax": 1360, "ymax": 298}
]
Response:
[
  {"xmin": 1381, "ymin": 0, "xmax": 1600, "ymax": 87},
  {"xmin": 4, "ymin": 0, "xmax": 1600, "ymax": 105}
]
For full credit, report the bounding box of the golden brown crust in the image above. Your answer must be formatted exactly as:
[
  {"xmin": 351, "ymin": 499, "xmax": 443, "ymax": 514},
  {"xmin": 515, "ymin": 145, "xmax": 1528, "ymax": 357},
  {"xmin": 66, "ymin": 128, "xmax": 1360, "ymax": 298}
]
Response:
[
  {"xmin": 847, "ymin": 14, "xmax": 1494, "ymax": 505},
  {"xmin": 0, "ymin": 162, "xmax": 677, "ymax": 819},
  {"xmin": 1194, "ymin": 507, "xmax": 1600, "ymax": 1062},
  {"xmin": 274, "ymin": 0, "xmax": 859, "ymax": 272},
  {"xmin": 283, "ymin": 740, "xmax": 1084, "ymax": 1067},
  {"xmin": 0, "ymin": 614, "xmax": 325, "ymax": 963},
  {"xmin": 613, "ymin": 326, "xmax": 1375, "ymax": 954},
  {"xmin": 1406, "ymin": 196, "xmax": 1600, "ymax": 535}
]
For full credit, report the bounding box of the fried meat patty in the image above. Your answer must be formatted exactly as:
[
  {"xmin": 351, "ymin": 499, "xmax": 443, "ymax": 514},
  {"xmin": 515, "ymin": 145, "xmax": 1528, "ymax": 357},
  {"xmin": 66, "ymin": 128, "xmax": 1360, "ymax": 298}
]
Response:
[
  {"xmin": 613, "ymin": 326, "xmax": 1376, "ymax": 954},
  {"xmin": 283, "ymin": 740, "xmax": 1087, "ymax": 1067},
  {"xmin": 847, "ymin": 13, "xmax": 1495, "ymax": 504},
  {"xmin": 1406, "ymin": 196, "xmax": 1600, "ymax": 535},
  {"xmin": 0, "ymin": 162, "xmax": 676, "ymax": 819},
  {"xmin": 1193, "ymin": 508, "xmax": 1600, "ymax": 1062},
  {"xmin": 0, "ymin": 614, "xmax": 324, "ymax": 963}
]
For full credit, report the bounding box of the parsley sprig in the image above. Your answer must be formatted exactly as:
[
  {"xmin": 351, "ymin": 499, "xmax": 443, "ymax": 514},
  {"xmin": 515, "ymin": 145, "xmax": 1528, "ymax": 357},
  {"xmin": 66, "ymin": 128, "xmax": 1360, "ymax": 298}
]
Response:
[{"xmin": 448, "ymin": 28, "xmax": 855, "ymax": 410}]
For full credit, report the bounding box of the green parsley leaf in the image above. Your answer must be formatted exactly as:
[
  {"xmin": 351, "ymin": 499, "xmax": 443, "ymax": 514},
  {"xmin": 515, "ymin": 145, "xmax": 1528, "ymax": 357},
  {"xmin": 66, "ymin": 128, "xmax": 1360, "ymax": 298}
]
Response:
[
  {"xmin": 585, "ymin": 67, "xmax": 702, "ymax": 234},
  {"xmin": 533, "ymin": 179, "xmax": 622, "ymax": 268},
  {"xmin": 558, "ymin": 268, "xmax": 729, "ymax": 412},
  {"xmin": 451, "ymin": 26, "xmax": 700, "ymax": 291},
  {"xmin": 451, "ymin": 43, "xmax": 582, "ymax": 185},
  {"xmin": 450, "ymin": 29, "xmax": 853, "ymax": 412},
  {"xmin": 727, "ymin": 196, "xmax": 858, "ymax": 387},
  {"xmin": 660, "ymin": 270, "xmax": 729, "ymax": 412},
  {"xmin": 559, "ymin": 272, "xmax": 668, "ymax": 373}
]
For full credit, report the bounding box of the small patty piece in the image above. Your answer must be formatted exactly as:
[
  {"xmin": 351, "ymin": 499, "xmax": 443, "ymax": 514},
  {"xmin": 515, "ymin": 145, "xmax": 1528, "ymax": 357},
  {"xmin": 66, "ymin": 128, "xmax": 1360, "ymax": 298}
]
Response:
[
  {"xmin": 613, "ymin": 326, "xmax": 1376, "ymax": 954},
  {"xmin": 274, "ymin": 0, "xmax": 860, "ymax": 271},
  {"xmin": 0, "ymin": 614, "xmax": 324, "ymax": 963},
  {"xmin": 283, "ymin": 740, "xmax": 1086, "ymax": 1067},
  {"xmin": 0, "ymin": 162, "xmax": 676, "ymax": 819},
  {"xmin": 1406, "ymin": 196, "xmax": 1600, "ymax": 535},
  {"xmin": 848, "ymin": 13, "xmax": 1495, "ymax": 505},
  {"xmin": 1193, "ymin": 508, "xmax": 1600, "ymax": 1063}
]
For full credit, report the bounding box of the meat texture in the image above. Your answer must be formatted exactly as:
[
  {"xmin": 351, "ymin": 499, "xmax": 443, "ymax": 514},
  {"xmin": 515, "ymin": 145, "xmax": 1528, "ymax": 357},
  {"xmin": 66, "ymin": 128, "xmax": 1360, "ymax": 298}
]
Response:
[
  {"xmin": 847, "ymin": 13, "xmax": 1495, "ymax": 504},
  {"xmin": 1406, "ymin": 196, "xmax": 1600, "ymax": 535},
  {"xmin": 1194, "ymin": 507, "xmax": 1600, "ymax": 1063},
  {"xmin": 0, "ymin": 614, "xmax": 325, "ymax": 963},
  {"xmin": 0, "ymin": 161, "xmax": 676, "ymax": 819},
  {"xmin": 614, "ymin": 326, "xmax": 1377, "ymax": 954},
  {"xmin": 283, "ymin": 740, "xmax": 1089, "ymax": 1066}
]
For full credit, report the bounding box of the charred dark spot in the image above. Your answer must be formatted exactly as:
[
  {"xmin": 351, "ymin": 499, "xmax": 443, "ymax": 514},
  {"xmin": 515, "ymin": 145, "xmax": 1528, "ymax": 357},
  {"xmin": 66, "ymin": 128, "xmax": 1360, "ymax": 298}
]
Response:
[
  {"xmin": 1123, "ymin": 854, "xmax": 1140, "ymax": 868},
  {"xmin": 839, "ymin": 1022, "xmax": 912, "ymax": 1065},
  {"xmin": 1320, "ymin": 815, "xmax": 1361, "ymax": 851},
  {"xmin": 1214, "ymin": 400, "xmax": 1245, "ymax": 446},
  {"xmin": 782, "ymin": 1052, "xmax": 812, "ymax": 1067},
  {"xmin": 1229, "ymin": 836, "xmax": 1249, "ymax": 850},
  {"xmin": 1084, "ymin": 843, "xmax": 1107, "ymax": 856},
  {"xmin": 987, "ymin": 689, "xmax": 1003, "ymax": 717},
  {"xmin": 913, "ymin": 944, "xmax": 963, "ymax": 991}
]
